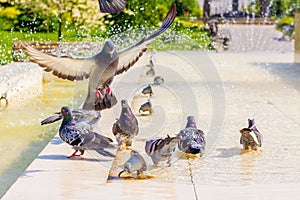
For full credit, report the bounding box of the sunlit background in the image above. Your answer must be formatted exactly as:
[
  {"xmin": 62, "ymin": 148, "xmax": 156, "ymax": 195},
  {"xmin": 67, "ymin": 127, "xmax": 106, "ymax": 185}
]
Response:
[{"xmin": 1, "ymin": 0, "xmax": 300, "ymax": 198}]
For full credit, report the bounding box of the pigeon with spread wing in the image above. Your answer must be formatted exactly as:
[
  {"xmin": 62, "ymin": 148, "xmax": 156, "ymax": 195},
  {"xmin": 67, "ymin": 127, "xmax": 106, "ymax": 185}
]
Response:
[{"xmin": 21, "ymin": 3, "xmax": 176, "ymax": 111}]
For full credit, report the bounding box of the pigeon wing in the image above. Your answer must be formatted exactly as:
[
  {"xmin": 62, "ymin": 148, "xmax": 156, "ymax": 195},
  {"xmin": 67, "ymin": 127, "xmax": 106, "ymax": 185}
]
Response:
[
  {"xmin": 21, "ymin": 42, "xmax": 94, "ymax": 81},
  {"xmin": 115, "ymin": 3, "xmax": 176, "ymax": 76},
  {"xmin": 98, "ymin": 0, "xmax": 126, "ymax": 13},
  {"xmin": 81, "ymin": 130, "xmax": 115, "ymax": 149},
  {"xmin": 41, "ymin": 113, "xmax": 62, "ymax": 125},
  {"xmin": 158, "ymin": 137, "xmax": 180, "ymax": 155}
]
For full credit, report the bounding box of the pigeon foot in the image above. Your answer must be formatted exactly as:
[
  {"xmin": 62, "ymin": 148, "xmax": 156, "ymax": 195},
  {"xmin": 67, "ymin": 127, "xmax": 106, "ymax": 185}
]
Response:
[
  {"xmin": 96, "ymin": 89, "xmax": 104, "ymax": 98},
  {"xmin": 67, "ymin": 150, "xmax": 83, "ymax": 158},
  {"xmin": 106, "ymin": 87, "xmax": 112, "ymax": 95}
]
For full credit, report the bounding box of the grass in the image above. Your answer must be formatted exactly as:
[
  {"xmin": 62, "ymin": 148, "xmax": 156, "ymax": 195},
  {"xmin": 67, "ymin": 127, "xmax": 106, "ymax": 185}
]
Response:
[
  {"xmin": 0, "ymin": 30, "xmax": 92, "ymax": 65},
  {"xmin": 0, "ymin": 31, "xmax": 57, "ymax": 65}
]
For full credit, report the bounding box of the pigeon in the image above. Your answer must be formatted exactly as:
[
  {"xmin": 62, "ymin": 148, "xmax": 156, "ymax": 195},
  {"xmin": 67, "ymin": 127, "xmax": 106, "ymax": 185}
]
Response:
[
  {"xmin": 145, "ymin": 135, "xmax": 180, "ymax": 166},
  {"xmin": 21, "ymin": 3, "xmax": 176, "ymax": 111},
  {"xmin": 240, "ymin": 118, "xmax": 263, "ymax": 150},
  {"xmin": 41, "ymin": 109, "xmax": 101, "ymax": 130},
  {"xmin": 98, "ymin": 0, "xmax": 126, "ymax": 13},
  {"xmin": 139, "ymin": 99, "xmax": 153, "ymax": 114},
  {"xmin": 112, "ymin": 99, "xmax": 139, "ymax": 150},
  {"xmin": 153, "ymin": 76, "xmax": 164, "ymax": 85},
  {"xmin": 118, "ymin": 150, "xmax": 147, "ymax": 177},
  {"xmin": 0, "ymin": 93, "xmax": 8, "ymax": 109},
  {"xmin": 177, "ymin": 116, "xmax": 206, "ymax": 157},
  {"xmin": 141, "ymin": 84, "xmax": 153, "ymax": 96},
  {"xmin": 45, "ymin": 106, "xmax": 115, "ymax": 158},
  {"xmin": 146, "ymin": 67, "xmax": 155, "ymax": 76}
]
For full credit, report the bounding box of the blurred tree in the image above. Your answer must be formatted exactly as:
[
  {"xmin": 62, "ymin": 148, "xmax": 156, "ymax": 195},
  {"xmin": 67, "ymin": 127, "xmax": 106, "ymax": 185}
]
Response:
[
  {"xmin": 203, "ymin": 0, "xmax": 211, "ymax": 21},
  {"xmin": 260, "ymin": 0, "xmax": 268, "ymax": 17},
  {"xmin": 103, "ymin": 0, "xmax": 160, "ymax": 36},
  {"xmin": 174, "ymin": 0, "xmax": 201, "ymax": 18},
  {"xmin": 232, "ymin": 0, "xmax": 238, "ymax": 16},
  {"xmin": 287, "ymin": 0, "xmax": 300, "ymax": 16},
  {"xmin": 269, "ymin": 0, "xmax": 288, "ymax": 17},
  {"xmin": 0, "ymin": 0, "xmax": 102, "ymax": 40}
]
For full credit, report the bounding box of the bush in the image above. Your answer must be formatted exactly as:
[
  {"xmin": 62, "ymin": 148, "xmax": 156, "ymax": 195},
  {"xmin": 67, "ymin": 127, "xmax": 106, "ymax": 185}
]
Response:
[{"xmin": 276, "ymin": 16, "xmax": 294, "ymax": 31}]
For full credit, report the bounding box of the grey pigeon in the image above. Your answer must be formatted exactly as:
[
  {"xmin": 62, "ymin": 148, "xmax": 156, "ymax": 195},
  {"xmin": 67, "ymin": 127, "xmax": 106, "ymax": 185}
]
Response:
[
  {"xmin": 21, "ymin": 3, "xmax": 176, "ymax": 111},
  {"xmin": 146, "ymin": 67, "xmax": 155, "ymax": 76},
  {"xmin": 145, "ymin": 135, "xmax": 180, "ymax": 166},
  {"xmin": 139, "ymin": 99, "xmax": 153, "ymax": 114},
  {"xmin": 112, "ymin": 99, "xmax": 139, "ymax": 150},
  {"xmin": 45, "ymin": 106, "xmax": 115, "ymax": 158},
  {"xmin": 118, "ymin": 150, "xmax": 147, "ymax": 177},
  {"xmin": 0, "ymin": 92, "xmax": 8, "ymax": 109},
  {"xmin": 141, "ymin": 85, "xmax": 153, "ymax": 96},
  {"xmin": 153, "ymin": 76, "xmax": 164, "ymax": 85},
  {"xmin": 240, "ymin": 118, "xmax": 263, "ymax": 150},
  {"xmin": 98, "ymin": 0, "xmax": 126, "ymax": 13},
  {"xmin": 177, "ymin": 116, "xmax": 206, "ymax": 157}
]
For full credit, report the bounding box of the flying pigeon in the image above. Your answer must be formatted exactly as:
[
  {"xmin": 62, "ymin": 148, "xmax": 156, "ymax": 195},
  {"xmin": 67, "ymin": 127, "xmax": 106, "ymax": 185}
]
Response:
[
  {"xmin": 112, "ymin": 99, "xmax": 139, "ymax": 150},
  {"xmin": 44, "ymin": 106, "xmax": 115, "ymax": 158},
  {"xmin": 177, "ymin": 116, "xmax": 206, "ymax": 157},
  {"xmin": 145, "ymin": 135, "xmax": 180, "ymax": 166},
  {"xmin": 98, "ymin": 0, "xmax": 126, "ymax": 13},
  {"xmin": 240, "ymin": 118, "xmax": 263, "ymax": 150},
  {"xmin": 21, "ymin": 3, "xmax": 176, "ymax": 111},
  {"xmin": 118, "ymin": 150, "xmax": 147, "ymax": 177}
]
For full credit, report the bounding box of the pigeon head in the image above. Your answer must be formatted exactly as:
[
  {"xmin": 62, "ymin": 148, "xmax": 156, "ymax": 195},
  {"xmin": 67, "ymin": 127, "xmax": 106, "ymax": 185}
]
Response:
[
  {"xmin": 121, "ymin": 99, "xmax": 129, "ymax": 107},
  {"xmin": 60, "ymin": 106, "xmax": 73, "ymax": 122},
  {"xmin": 186, "ymin": 116, "xmax": 197, "ymax": 128},
  {"xmin": 103, "ymin": 40, "xmax": 116, "ymax": 58}
]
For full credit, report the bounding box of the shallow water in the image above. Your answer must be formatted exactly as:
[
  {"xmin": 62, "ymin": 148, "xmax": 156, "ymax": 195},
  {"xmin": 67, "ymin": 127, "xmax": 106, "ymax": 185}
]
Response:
[
  {"xmin": 1, "ymin": 50, "xmax": 300, "ymax": 199},
  {"xmin": 0, "ymin": 79, "xmax": 75, "ymax": 197}
]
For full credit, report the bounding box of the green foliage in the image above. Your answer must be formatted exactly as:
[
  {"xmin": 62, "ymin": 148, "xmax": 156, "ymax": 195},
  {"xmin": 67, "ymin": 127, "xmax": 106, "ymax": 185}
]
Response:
[
  {"xmin": 0, "ymin": 0, "xmax": 213, "ymax": 66},
  {"xmin": 0, "ymin": 30, "xmax": 86, "ymax": 66},
  {"xmin": 103, "ymin": 0, "xmax": 160, "ymax": 36},
  {"xmin": 174, "ymin": 0, "xmax": 201, "ymax": 18},
  {"xmin": 246, "ymin": 0, "xmax": 300, "ymax": 18},
  {"xmin": 276, "ymin": 16, "xmax": 294, "ymax": 31},
  {"xmin": 0, "ymin": 6, "xmax": 20, "ymax": 18},
  {"xmin": 286, "ymin": 0, "xmax": 300, "ymax": 16},
  {"xmin": 269, "ymin": 0, "xmax": 288, "ymax": 17}
]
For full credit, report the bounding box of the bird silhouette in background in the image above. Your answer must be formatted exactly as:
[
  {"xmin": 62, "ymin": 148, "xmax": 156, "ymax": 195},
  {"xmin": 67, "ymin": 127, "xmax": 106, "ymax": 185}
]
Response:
[
  {"xmin": 142, "ymin": 85, "xmax": 153, "ymax": 96},
  {"xmin": 153, "ymin": 76, "xmax": 164, "ymax": 85},
  {"xmin": 21, "ymin": 3, "xmax": 176, "ymax": 111},
  {"xmin": 139, "ymin": 99, "xmax": 153, "ymax": 114},
  {"xmin": 177, "ymin": 116, "xmax": 206, "ymax": 157},
  {"xmin": 43, "ymin": 106, "xmax": 115, "ymax": 158},
  {"xmin": 112, "ymin": 99, "xmax": 139, "ymax": 150},
  {"xmin": 240, "ymin": 118, "xmax": 263, "ymax": 150},
  {"xmin": 98, "ymin": 0, "xmax": 126, "ymax": 13},
  {"xmin": 145, "ymin": 135, "xmax": 180, "ymax": 166}
]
